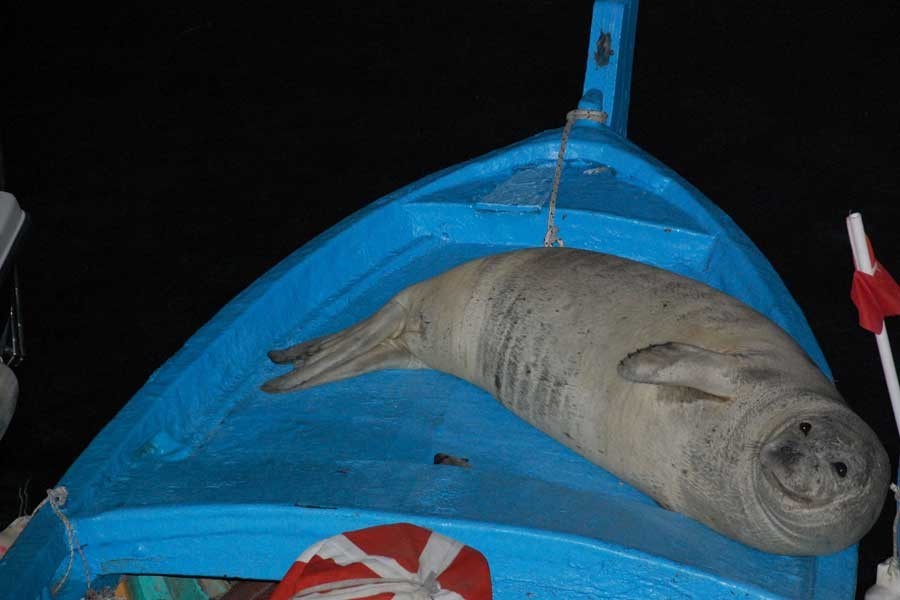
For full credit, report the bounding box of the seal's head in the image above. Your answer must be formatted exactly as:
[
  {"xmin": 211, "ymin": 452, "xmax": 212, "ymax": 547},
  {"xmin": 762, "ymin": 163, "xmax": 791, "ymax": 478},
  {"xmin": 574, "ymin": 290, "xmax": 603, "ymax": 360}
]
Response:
[
  {"xmin": 748, "ymin": 395, "xmax": 890, "ymax": 555},
  {"xmin": 617, "ymin": 341, "xmax": 889, "ymax": 554}
]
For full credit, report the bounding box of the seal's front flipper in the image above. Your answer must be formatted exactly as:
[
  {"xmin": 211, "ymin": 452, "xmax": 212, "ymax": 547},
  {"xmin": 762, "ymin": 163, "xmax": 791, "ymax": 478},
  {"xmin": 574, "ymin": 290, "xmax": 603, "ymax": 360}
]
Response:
[
  {"xmin": 262, "ymin": 300, "xmax": 419, "ymax": 394},
  {"xmin": 617, "ymin": 342, "xmax": 740, "ymax": 399}
]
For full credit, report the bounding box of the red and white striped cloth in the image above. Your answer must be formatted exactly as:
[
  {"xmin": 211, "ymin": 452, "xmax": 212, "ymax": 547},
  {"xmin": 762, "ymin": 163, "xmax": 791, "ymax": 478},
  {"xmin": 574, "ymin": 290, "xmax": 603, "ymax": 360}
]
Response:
[{"xmin": 268, "ymin": 523, "xmax": 491, "ymax": 600}]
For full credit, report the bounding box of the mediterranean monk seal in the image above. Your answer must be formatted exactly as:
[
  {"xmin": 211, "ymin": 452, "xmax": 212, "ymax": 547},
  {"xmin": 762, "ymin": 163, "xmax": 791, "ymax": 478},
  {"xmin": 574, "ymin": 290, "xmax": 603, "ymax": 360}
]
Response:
[{"xmin": 262, "ymin": 247, "xmax": 889, "ymax": 555}]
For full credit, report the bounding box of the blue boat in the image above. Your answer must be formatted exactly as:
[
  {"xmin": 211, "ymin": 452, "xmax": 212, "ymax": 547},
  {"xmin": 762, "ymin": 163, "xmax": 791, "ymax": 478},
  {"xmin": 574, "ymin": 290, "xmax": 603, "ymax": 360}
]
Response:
[{"xmin": 0, "ymin": 2, "xmax": 859, "ymax": 598}]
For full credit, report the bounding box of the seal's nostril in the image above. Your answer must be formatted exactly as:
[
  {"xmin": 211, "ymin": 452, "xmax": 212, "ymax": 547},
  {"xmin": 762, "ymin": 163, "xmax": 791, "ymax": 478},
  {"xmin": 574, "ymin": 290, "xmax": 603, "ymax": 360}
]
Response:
[
  {"xmin": 777, "ymin": 443, "xmax": 802, "ymax": 465},
  {"xmin": 799, "ymin": 422, "xmax": 812, "ymax": 436}
]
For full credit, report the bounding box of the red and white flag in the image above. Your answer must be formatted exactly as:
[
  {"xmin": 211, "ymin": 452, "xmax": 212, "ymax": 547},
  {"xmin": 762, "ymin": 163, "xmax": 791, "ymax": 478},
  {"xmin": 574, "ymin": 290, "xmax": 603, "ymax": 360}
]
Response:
[
  {"xmin": 850, "ymin": 238, "xmax": 900, "ymax": 334},
  {"xmin": 268, "ymin": 523, "xmax": 492, "ymax": 600}
]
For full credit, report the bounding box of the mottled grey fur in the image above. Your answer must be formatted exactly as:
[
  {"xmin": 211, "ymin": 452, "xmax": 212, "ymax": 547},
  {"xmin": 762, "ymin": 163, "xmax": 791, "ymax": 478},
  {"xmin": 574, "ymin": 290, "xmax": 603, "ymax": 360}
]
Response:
[{"xmin": 263, "ymin": 248, "xmax": 889, "ymax": 555}]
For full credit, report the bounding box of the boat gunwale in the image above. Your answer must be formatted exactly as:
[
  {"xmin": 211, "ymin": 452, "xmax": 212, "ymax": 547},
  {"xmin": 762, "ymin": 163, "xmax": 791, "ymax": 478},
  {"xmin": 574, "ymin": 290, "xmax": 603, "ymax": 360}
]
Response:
[{"xmin": 60, "ymin": 503, "xmax": 835, "ymax": 600}]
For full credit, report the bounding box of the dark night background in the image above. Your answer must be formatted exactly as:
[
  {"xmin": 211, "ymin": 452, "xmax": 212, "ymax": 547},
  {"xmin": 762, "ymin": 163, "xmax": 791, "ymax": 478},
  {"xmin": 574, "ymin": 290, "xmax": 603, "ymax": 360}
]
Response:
[{"xmin": 1, "ymin": 2, "xmax": 898, "ymax": 596}]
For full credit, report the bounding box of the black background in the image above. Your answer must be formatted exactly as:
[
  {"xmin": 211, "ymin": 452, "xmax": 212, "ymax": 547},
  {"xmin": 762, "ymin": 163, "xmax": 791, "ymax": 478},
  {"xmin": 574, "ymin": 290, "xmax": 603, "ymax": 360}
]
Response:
[{"xmin": 1, "ymin": 2, "xmax": 898, "ymax": 596}]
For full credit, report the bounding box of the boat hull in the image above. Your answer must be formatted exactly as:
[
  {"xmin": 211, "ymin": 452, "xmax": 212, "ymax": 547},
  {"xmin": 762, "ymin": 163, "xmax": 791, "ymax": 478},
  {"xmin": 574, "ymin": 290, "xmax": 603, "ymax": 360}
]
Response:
[{"xmin": 0, "ymin": 122, "xmax": 856, "ymax": 599}]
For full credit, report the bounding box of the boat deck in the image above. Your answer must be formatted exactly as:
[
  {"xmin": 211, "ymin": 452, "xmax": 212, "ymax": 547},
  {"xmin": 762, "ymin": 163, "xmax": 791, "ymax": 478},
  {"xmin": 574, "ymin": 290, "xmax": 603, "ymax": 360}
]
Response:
[{"xmin": 3, "ymin": 125, "xmax": 852, "ymax": 599}]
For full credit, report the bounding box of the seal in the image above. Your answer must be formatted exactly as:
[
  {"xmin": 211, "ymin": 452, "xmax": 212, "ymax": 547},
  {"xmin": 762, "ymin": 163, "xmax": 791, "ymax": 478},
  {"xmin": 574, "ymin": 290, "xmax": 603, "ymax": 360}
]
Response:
[{"xmin": 262, "ymin": 247, "xmax": 889, "ymax": 555}]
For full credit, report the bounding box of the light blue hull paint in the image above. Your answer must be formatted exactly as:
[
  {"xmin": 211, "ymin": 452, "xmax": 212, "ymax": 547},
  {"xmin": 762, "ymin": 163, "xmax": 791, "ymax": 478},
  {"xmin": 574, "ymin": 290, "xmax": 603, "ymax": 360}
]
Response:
[{"xmin": 0, "ymin": 2, "xmax": 856, "ymax": 598}]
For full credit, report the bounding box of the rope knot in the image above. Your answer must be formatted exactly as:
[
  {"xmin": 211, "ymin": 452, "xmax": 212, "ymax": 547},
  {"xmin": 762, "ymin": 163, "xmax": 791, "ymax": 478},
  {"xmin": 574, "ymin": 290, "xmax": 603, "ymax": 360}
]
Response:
[
  {"xmin": 565, "ymin": 109, "xmax": 608, "ymax": 125},
  {"xmin": 47, "ymin": 487, "xmax": 68, "ymax": 508}
]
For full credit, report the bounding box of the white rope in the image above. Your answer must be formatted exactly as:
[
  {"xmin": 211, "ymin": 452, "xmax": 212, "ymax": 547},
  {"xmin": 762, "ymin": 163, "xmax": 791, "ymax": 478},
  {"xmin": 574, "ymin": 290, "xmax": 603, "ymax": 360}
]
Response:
[
  {"xmin": 25, "ymin": 487, "xmax": 91, "ymax": 597},
  {"xmin": 544, "ymin": 108, "xmax": 608, "ymax": 247}
]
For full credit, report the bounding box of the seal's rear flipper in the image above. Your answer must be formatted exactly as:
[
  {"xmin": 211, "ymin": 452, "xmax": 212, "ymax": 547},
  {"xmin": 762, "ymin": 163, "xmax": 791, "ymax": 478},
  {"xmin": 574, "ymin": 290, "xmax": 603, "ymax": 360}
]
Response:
[
  {"xmin": 262, "ymin": 300, "xmax": 421, "ymax": 394},
  {"xmin": 262, "ymin": 340, "xmax": 422, "ymax": 393},
  {"xmin": 267, "ymin": 303, "xmax": 403, "ymax": 365},
  {"xmin": 617, "ymin": 342, "xmax": 740, "ymax": 399}
]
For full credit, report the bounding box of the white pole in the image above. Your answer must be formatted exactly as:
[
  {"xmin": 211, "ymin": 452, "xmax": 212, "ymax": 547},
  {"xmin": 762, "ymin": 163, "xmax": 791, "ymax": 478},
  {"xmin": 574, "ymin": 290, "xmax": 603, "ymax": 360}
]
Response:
[
  {"xmin": 852, "ymin": 213, "xmax": 900, "ymax": 596},
  {"xmin": 846, "ymin": 212, "xmax": 900, "ymax": 437},
  {"xmin": 856, "ymin": 212, "xmax": 900, "ymax": 600}
]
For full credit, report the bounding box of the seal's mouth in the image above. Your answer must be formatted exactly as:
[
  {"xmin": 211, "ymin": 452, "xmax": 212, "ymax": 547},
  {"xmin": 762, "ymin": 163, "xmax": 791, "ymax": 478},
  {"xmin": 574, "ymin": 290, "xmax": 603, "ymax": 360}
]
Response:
[
  {"xmin": 756, "ymin": 412, "xmax": 885, "ymax": 511},
  {"xmin": 759, "ymin": 440, "xmax": 832, "ymax": 507},
  {"xmin": 733, "ymin": 396, "xmax": 890, "ymax": 555}
]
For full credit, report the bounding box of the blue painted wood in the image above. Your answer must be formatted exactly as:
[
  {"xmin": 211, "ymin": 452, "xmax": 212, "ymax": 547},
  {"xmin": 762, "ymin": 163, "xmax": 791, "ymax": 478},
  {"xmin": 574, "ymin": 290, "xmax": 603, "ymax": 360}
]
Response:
[
  {"xmin": 579, "ymin": 0, "xmax": 640, "ymax": 136},
  {"xmin": 0, "ymin": 122, "xmax": 852, "ymax": 600},
  {"xmin": 0, "ymin": 3, "xmax": 856, "ymax": 598}
]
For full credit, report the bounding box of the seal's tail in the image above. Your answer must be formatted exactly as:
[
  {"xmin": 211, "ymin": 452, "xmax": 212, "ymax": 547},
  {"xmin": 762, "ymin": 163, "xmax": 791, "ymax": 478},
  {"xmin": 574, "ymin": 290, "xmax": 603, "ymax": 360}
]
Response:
[{"xmin": 261, "ymin": 299, "xmax": 421, "ymax": 394}]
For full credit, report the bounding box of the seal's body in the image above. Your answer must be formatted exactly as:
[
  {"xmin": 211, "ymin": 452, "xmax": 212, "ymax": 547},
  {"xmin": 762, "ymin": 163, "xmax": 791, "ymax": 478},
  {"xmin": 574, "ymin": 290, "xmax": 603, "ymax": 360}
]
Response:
[{"xmin": 263, "ymin": 248, "xmax": 889, "ymax": 555}]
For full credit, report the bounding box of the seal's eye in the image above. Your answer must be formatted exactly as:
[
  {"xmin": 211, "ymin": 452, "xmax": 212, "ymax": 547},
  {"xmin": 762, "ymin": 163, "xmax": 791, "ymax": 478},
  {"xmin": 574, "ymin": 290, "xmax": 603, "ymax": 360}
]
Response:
[
  {"xmin": 799, "ymin": 422, "xmax": 812, "ymax": 436},
  {"xmin": 832, "ymin": 462, "xmax": 848, "ymax": 477}
]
